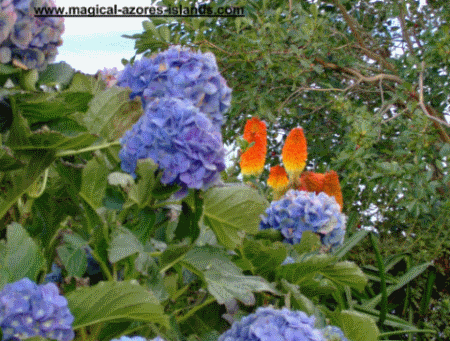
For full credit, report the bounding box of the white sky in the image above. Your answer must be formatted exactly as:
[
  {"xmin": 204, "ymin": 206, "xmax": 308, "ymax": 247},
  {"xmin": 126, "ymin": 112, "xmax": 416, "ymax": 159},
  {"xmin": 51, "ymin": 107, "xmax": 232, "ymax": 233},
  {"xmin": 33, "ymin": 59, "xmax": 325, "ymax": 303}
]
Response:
[{"xmin": 54, "ymin": 0, "xmax": 147, "ymax": 73}]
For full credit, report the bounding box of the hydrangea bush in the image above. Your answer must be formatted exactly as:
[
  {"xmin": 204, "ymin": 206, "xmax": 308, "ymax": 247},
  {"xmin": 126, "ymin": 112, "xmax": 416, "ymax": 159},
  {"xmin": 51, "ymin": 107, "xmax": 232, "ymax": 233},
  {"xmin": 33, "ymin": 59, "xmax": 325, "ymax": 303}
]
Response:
[
  {"xmin": 260, "ymin": 189, "xmax": 347, "ymax": 250},
  {"xmin": 0, "ymin": 9, "xmax": 434, "ymax": 341},
  {"xmin": 0, "ymin": 278, "xmax": 74, "ymax": 341},
  {"xmin": 0, "ymin": 0, "xmax": 64, "ymax": 69}
]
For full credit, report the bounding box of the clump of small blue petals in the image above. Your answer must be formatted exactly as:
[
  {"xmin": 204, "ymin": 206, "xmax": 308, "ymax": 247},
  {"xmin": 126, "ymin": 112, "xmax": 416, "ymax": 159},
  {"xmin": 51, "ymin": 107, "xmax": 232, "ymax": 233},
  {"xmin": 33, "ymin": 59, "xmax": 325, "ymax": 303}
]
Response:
[
  {"xmin": 117, "ymin": 45, "xmax": 232, "ymax": 128},
  {"xmin": 0, "ymin": 278, "xmax": 74, "ymax": 341},
  {"xmin": 43, "ymin": 264, "xmax": 62, "ymax": 284},
  {"xmin": 218, "ymin": 307, "xmax": 325, "ymax": 341},
  {"xmin": 259, "ymin": 190, "xmax": 347, "ymax": 251},
  {"xmin": 0, "ymin": 0, "xmax": 64, "ymax": 70},
  {"xmin": 320, "ymin": 326, "xmax": 348, "ymax": 341},
  {"xmin": 281, "ymin": 256, "xmax": 295, "ymax": 265},
  {"xmin": 119, "ymin": 97, "xmax": 225, "ymax": 195}
]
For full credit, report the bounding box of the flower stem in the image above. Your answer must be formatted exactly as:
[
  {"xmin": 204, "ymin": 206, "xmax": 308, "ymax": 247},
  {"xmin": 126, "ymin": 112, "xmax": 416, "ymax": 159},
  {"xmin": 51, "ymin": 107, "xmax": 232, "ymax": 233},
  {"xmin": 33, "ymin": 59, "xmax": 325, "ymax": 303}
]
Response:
[{"xmin": 56, "ymin": 140, "xmax": 120, "ymax": 157}]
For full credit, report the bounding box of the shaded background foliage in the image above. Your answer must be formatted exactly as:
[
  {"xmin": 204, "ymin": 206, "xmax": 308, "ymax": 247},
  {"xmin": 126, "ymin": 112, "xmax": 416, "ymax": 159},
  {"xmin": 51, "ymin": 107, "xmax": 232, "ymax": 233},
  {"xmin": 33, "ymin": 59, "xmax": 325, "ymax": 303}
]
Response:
[{"xmin": 124, "ymin": 0, "xmax": 450, "ymax": 337}]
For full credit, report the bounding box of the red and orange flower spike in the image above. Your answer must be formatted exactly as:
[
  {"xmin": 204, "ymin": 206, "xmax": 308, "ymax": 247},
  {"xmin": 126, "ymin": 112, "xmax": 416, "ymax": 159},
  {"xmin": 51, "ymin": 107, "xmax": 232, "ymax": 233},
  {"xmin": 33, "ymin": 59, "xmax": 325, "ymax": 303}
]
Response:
[
  {"xmin": 282, "ymin": 127, "xmax": 307, "ymax": 182},
  {"xmin": 297, "ymin": 171, "xmax": 344, "ymax": 210},
  {"xmin": 322, "ymin": 171, "xmax": 344, "ymax": 211},
  {"xmin": 267, "ymin": 165, "xmax": 289, "ymax": 199},
  {"xmin": 240, "ymin": 117, "xmax": 267, "ymax": 176}
]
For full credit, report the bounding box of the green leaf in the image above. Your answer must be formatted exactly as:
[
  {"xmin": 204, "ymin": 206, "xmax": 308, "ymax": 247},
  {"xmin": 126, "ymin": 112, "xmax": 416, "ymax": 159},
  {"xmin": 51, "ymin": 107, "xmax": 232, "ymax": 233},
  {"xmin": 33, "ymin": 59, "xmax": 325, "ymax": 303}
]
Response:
[
  {"xmin": 108, "ymin": 227, "xmax": 144, "ymax": 263},
  {"xmin": 235, "ymin": 238, "xmax": 286, "ymax": 278},
  {"xmin": 38, "ymin": 62, "xmax": 75, "ymax": 88},
  {"xmin": 334, "ymin": 229, "xmax": 369, "ymax": 260},
  {"xmin": 13, "ymin": 92, "xmax": 92, "ymax": 124},
  {"xmin": 66, "ymin": 280, "xmax": 169, "ymax": 329},
  {"xmin": 82, "ymin": 86, "xmax": 143, "ymax": 140},
  {"xmin": 5, "ymin": 223, "xmax": 45, "ymax": 282},
  {"xmin": 127, "ymin": 159, "xmax": 158, "ymax": 209},
  {"xmin": 340, "ymin": 310, "xmax": 380, "ymax": 341},
  {"xmin": 0, "ymin": 150, "xmax": 55, "ymax": 220},
  {"xmin": 293, "ymin": 231, "xmax": 321, "ymax": 254},
  {"xmin": 0, "ymin": 146, "xmax": 25, "ymax": 171},
  {"xmin": 79, "ymin": 157, "xmax": 108, "ymax": 210},
  {"xmin": 202, "ymin": 185, "xmax": 269, "ymax": 249},
  {"xmin": 281, "ymin": 279, "xmax": 316, "ymax": 316},
  {"xmin": 182, "ymin": 245, "xmax": 278, "ymax": 305},
  {"xmin": 277, "ymin": 255, "xmax": 368, "ymax": 292},
  {"xmin": 57, "ymin": 245, "xmax": 87, "ymax": 278},
  {"xmin": 362, "ymin": 262, "xmax": 431, "ymax": 309}
]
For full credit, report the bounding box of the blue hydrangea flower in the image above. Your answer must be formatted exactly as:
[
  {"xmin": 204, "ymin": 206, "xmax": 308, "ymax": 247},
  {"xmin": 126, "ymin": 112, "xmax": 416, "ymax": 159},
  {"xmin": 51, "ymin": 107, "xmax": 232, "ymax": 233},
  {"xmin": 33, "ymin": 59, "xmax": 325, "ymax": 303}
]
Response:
[
  {"xmin": 117, "ymin": 45, "xmax": 232, "ymax": 128},
  {"xmin": 259, "ymin": 190, "xmax": 346, "ymax": 251},
  {"xmin": 0, "ymin": 278, "xmax": 74, "ymax": 341},
  {"xmin": 43, "ymin": 263, "xmax": 63, "ymax": 284},
  {"xmin": 119, "ymin": 97, "xmax": 226, "ymax": 196},
  {"xmin": 0, "ymin": 0, "xmax": 64, "ymax": 70},
  {"xmin": 218, "ymin": 307, "xmax": 325, "ymax": 341},
  {"xmin": 320, "ymin": 326, "xmax": 348, "ymax": 341}
]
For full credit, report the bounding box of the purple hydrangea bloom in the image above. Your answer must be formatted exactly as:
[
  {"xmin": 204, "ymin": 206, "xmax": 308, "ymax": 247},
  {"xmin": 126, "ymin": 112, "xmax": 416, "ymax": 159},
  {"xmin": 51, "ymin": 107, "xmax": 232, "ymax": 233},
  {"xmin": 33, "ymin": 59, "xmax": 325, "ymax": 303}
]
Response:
[
  {"xmin": 117, "ymin": 45, "xmax": 232, "ymax": 128},
  {"xmin": 218, "ymin": 307, "xmax": 325, "ymax": 341},
  {"xmin": 119, "ymin": 97, "xmax": 226, "ymax": 195},
  {"xmin": 320, "ymin": 326, "xmax": 348, "ymax": 341},
  {"xmin": 0, "ymin": 0, "xmax": 64, "ymax": 70},
  {"xmin": 259, "ymin": 190, "xmax": 346, "ymax": 251},
  {"xmin": 0, "ymin": 278, "xmax": 74, "ymax": 341}
]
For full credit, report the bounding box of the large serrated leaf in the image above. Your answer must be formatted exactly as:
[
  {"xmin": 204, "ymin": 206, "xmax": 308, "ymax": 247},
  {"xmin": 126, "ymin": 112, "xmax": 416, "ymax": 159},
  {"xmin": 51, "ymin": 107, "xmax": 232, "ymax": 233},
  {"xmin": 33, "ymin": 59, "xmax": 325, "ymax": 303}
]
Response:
[
  {"xmin": 202, "ymin": 185, "xmax": 268, "ymax": 249},
  {"xmin": 235, "ymin": 238, "xmax": 286, "ymax": 278},
  {"xmin": 340, "ymin": 310, "xmax": 380, "ymax": 341},
  {"xmin": 66, "ymin": 280, "xmax": 169, "ymax": 329},
  {"xmin": 5, "ymin": 223, "xmax": 45, "ymax": 282},
  {"xmin": 277, "ymin": 254, "xmax": 368, "ymax": 292},
  {"xmin": 182, "ymin": 245, "xmax": 278, "ymax": 305},
  {"xmin": 108, "ymin": 227, "xmax": 144, "ymax": 263},
  {"xmin": 38, "ymin": 61, "xmax": 75, "ymax": 88},
  {"xmin": 82, "ymin": 86, "xmax": 142, "ymax": 140}
]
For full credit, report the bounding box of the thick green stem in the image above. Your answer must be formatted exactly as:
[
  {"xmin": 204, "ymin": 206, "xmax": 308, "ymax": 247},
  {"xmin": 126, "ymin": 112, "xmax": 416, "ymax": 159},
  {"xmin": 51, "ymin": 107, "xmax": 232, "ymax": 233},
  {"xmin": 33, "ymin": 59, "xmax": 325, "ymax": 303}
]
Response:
[{"xmin": 55, "ymin": 140, "xmax": 120, "ymax": 157}]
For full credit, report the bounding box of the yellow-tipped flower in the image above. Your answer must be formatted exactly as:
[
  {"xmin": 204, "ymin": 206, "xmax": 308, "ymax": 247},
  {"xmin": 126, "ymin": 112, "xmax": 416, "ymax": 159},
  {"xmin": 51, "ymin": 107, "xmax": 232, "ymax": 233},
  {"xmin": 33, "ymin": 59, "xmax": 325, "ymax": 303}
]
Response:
[
  {"xmin": 268, "ymin": 165, "xmax": 289, "ymax": 190},
  {"xmin": 240, "ymin": 117, "xmax": 267, "ymax": 176},
  {"xmin": 282, "ymin": 127, "xmax": 307, "ymax": 180}
]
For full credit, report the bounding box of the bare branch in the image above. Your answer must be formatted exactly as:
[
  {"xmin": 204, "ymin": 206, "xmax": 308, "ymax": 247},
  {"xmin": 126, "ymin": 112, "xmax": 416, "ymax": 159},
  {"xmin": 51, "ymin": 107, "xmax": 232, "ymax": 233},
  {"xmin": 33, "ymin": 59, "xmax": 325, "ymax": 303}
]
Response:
[{"xmin": 418, "ymin": 61, "xmax": 450, "ymax": 128}]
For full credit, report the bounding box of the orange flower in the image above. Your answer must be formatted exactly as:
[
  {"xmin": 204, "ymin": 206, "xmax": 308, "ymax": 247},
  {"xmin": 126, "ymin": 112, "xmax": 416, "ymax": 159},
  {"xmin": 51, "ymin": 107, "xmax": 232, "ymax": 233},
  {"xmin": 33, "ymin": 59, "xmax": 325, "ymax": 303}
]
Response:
[
  {"xmin": 240, "ymin": 117, "xmax": 267, "ymax": 176},
  {"xmin": 243, "ymin": 117, "xmax": 267, "ymax": 150},
  {"xmin": 267, "ymin": 165, "xmax": 289, "ymax": 191},
  {"xmin": 282, "ymin": 127, "xmax": 307, "ymax": 180},
  {"xmin": 297, "ymin": 171, "xmax": 344, "ymax": 210},
  {"xmin": 322, "ymin": 171, "xmax": 344, "ymax": 210}
]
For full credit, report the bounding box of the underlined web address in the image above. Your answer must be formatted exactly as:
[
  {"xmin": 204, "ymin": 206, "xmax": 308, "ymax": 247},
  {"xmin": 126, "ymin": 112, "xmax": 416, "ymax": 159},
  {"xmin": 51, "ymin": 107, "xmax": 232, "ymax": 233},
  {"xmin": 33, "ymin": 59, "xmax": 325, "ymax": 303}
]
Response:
[{"xmin": 34, "ymin": 5, "xmax": 245, "ymax": 17}]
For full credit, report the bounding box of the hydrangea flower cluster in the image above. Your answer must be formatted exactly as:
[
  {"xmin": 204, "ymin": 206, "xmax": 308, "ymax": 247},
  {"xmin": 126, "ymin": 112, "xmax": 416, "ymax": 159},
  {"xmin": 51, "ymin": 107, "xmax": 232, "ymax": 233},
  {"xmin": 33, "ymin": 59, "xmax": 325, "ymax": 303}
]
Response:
[
  {"xmin": 218, "ymin": 307, "xmax": 325, "ymax": 341},
  {"xmin": 259, "ymin": 190, "xmax": 346, "ymax": 251},
  {"xmin": 117, "ymin": 46, "xmax": 230, "ymax": 196},
  {"xmin": 119, "ymin": 97, "xmax": 225, "ymax": 196},
  {"xmin": 118, "ymin": 45, "xmax": 232, "ymax": 128},
  {"xmin": 0, "ymin": 278, "xmax": 74, "ymax": 341},
  {"xmin": 0, "ymin": 0, "xmax": 65, "ymax": 70}
]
